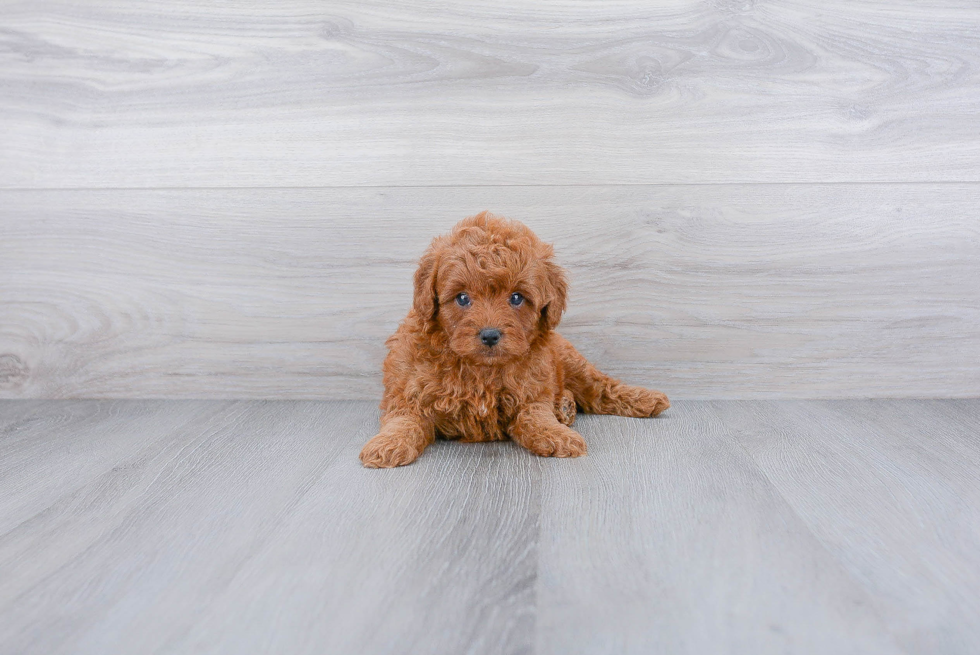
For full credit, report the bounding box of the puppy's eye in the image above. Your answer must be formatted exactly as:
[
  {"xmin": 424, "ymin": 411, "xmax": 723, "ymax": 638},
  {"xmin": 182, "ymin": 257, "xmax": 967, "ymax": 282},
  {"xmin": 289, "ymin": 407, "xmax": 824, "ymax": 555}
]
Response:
[
  {"xmin": 455, "ymin": 293, "xmax": 471, "ymax": 307},
  {"xmin": 509, "ymin": 292, "xmax": 525, "ymax": 307}
]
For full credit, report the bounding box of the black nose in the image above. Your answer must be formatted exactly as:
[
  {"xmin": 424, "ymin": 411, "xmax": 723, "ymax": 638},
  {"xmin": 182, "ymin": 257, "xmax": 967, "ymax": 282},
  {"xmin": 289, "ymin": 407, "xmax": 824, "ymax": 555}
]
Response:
[{"xmin": 479, "ymin": 328, "xmax": 501, "ymax": 347}]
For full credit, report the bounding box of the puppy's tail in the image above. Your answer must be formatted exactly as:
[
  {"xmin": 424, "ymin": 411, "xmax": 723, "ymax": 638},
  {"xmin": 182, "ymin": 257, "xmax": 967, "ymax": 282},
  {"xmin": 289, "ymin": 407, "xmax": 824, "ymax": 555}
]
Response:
[{"xmin": 555, "ymin": 334, "xmax": 669, "ymax": 418}]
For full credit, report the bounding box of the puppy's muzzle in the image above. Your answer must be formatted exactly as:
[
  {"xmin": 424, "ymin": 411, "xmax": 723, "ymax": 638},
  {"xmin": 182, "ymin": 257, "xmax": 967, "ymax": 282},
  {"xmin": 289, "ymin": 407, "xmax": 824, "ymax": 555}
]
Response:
[{"xmin": 479, "ymin": 328, "xmax": 501, "ymax": 347}]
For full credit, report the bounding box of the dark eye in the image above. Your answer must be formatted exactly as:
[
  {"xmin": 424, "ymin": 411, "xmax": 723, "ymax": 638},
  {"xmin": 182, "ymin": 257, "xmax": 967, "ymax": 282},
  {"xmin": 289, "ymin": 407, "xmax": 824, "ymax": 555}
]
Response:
[
  {"xmin": 455, "ymin": 293, "xmax": 471, "ymax": 307},
  {"xmin": 509, "ymin": 292, "xmax": 525, "ymax": 307}
]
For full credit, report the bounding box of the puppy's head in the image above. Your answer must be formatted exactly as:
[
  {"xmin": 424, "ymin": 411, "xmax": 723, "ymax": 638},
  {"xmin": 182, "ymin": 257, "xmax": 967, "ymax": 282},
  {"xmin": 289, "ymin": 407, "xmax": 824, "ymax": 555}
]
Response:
[{"xmin": 413, "ymin": 212, "xmax": 567, "ymax": 364}]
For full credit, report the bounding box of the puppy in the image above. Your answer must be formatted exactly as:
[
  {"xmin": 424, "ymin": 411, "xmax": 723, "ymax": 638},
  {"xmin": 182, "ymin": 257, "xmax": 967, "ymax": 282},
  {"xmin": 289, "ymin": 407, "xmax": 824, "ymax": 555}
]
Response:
[{"xmin": 359, "ymin": 212, "xmax": 669, "ymax": 468}]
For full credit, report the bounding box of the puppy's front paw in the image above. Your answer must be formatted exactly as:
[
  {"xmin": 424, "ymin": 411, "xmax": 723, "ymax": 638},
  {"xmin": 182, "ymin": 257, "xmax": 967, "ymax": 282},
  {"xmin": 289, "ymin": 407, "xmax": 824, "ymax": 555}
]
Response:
[
  {"xmin": 359, "ymin": 433, "xmax": 421, "ymax": 468},
  {"xmin": 525, "ymin": 424, "xmax": 587, "ymax": 458}
]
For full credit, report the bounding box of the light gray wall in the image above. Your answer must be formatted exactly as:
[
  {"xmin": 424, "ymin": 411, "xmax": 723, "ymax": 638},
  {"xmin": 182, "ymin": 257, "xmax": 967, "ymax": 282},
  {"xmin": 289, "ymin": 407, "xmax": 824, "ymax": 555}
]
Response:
[{"xmin": 1, "ymin": 1, "xmax": 978, "ymax": 399}]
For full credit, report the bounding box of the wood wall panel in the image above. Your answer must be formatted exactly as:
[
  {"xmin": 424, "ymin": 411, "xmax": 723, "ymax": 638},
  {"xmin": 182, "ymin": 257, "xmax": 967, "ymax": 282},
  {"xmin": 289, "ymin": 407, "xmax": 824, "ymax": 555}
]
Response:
[
  {"xmin": 2, "ymin": 185, "xmax": 977, "ymax": 399},
  {"xmin": 1, "ymin": 0, "xmax": 978, "ymax": 187}
]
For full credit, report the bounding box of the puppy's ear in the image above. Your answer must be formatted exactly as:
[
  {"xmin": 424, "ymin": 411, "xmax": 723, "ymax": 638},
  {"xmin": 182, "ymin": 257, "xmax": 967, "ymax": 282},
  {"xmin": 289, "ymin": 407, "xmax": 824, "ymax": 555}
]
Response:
[
  {"xmin": 541, "ymin": 260, "xmax": 568, "ymax": 331},
  {"xmin": 413, "ymin": 243, "xmax": 441, "ymax": 324}
]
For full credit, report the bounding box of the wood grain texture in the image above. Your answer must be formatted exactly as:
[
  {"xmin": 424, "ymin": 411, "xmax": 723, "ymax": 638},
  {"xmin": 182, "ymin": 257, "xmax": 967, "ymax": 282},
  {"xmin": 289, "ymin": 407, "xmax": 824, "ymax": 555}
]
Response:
[
  {"xmin": 170, "ymin": 425, "xmax": 541, "ymax": 655},
  {"xmin": 0, "ymin": 400, "xmax": 230, "ymax": 537},
  {"xmin": 1, "ymin": 0, "xmax": 979, "ymax": 187},
  {"xmin": 0, "ymin": 400, "xmax": 539, "ymax": 655},
  {"xmin": 2, "ymin": 185, "xmax": 978, "ymax": 399},
  {"xmin": 718, "ymin": 399, "xmax": 980, "ymax": 655},
  {"xmin": 4, "ymin": 400, "xmax": 979, "ymax": 653},
  {"xmin": 535, "ymin": 406, "xmax": 898, "ymax": 654}
]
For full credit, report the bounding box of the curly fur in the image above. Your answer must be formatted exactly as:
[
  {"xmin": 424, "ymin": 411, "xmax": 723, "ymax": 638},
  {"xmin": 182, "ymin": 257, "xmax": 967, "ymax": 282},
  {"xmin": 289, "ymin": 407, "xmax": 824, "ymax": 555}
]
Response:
[{"xmin": 360, "ymin": 212, "xmax": 669, "ymax": 468}]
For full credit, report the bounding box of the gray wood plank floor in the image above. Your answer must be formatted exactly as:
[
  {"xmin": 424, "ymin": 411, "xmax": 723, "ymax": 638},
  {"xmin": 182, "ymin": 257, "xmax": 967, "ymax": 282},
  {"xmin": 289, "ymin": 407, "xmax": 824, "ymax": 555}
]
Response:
[{"xmin": 1, "ymin": 400, "xmax": 978, "ymax": 654}]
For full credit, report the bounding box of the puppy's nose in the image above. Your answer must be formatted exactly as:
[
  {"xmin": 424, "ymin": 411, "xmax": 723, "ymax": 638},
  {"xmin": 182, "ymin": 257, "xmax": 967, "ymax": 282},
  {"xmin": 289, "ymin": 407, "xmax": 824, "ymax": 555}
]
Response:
[{"xmin": 479, "ymin": 328, "xmax": 501, "ymax": 347}]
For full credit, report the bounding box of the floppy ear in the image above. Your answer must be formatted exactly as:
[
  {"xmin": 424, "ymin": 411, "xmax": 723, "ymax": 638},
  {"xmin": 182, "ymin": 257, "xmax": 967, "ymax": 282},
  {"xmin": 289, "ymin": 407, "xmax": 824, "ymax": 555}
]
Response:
[
  {"xmin": 541, "ymin": 259, "xmax": 568, "ymax": 331},
  {"xmin": 412, "ymin": 244, "xmax": 440, "ymax": 324}
]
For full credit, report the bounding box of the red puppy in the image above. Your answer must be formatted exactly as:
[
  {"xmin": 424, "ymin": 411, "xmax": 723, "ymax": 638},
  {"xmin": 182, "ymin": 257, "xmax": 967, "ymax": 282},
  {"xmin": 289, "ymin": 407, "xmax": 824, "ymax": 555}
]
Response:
[{"xmin": 360, "ymin": 212, "xmax": 669, "ymax": 468}]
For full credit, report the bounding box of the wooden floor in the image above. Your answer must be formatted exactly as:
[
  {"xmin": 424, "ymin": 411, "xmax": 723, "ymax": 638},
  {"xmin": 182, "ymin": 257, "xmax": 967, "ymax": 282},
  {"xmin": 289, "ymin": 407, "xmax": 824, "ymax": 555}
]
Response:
[{"xmin": 1, "ymin": 400, "xmax": 978, "ymax": 654}]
